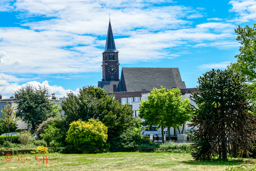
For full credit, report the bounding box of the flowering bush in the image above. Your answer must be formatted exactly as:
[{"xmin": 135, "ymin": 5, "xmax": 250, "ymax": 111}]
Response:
[
  {"xmin": 63, "ymin": 119, "xmax": 108, "ymax": 153},
  {"xmin": 36, "ymin": 146, "xmax": 48, "ymax": 154}
]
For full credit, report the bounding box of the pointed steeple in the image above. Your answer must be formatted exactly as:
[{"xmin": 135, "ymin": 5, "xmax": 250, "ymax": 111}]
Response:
[{"xmin": 104, "ymin": 20, "xmax": 118, "ymax": 52}]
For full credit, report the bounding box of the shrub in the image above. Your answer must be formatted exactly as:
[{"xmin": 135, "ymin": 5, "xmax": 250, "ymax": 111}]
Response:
[
  {"xmin": 63, "ymin": 119, "xmax": 108, "ymax": 153},
  {"xmin": 0, "ymin": 135, "xmax": 20, "ymax": 145},
  {"xmin": 18, "ymin": 130, "xmax": 33, "ymax": 145},
  {"xmin": 36, "ymin": 116, "xmax": 65, "ymax": 138},
  {"xmin": 33, "ymin": 140, "xmax": 47, "ymax": 147},
  {"xmin": 40, "ymin": 125, "xmax": 62, "ymax": 146},
  {"xmin": 111, "ymin": 127, "xmax": 150, "ymax": 152},
  {"xmin": 139, "ymin": 143, "xmax": 160, "ymax": 149},
  {"xmin": 49, "ymin": 140, "xmax": 63, "ymax": 147},
  {"xmin": 36, "ymin": 146, "xmax": 48, "ymax": 154},
  {"xmin": 3, "ymin": 141, "xmax": 15, "ymax": 148}
]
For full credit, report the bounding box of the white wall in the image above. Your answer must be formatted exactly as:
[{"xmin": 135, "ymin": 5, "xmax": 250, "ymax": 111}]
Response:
[{"xmin": 131, "ymin": 93, "xmax": 196, "ymax": 136}]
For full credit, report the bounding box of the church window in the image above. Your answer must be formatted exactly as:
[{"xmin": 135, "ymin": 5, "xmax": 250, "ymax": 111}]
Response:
[
  {"xmin": 128, "ymin": 97, "xmax": 133, "ymax": 104},
  {"xmin": 121, "ymin": 98, "xmax": 127, "ymax": 105},
  {"xmin": 134, "ymin": 97, "xmax": 140, "ymax": 102}
]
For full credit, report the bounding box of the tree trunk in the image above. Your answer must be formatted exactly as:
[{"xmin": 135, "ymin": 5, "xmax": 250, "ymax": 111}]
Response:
[
  {"xmin": 182, "ymin": 124, "xmax": 185, "ymax": 134},
  {"xmin": 177, "ymin": 126, "xmax": 181, "ymax": 134},
  {"xmin": 168, "ymin": 127, "xmax": 171, "ymax": 141},
  {"xmin": 161, "ymin": 126, "xmax": 164, "ymax": 143},
  {"xmin": 222, "ymin": 129, "xmax": 227, "ymax": 160},
  {"xmin": 31, "ymin": 121, "xmax": 35, "ymax": 133}
]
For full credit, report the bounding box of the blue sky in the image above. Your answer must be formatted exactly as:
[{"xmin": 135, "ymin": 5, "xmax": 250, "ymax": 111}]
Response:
[{"xmin": 0, "ymin": 0, "xmax": 255, "ymax": 98}]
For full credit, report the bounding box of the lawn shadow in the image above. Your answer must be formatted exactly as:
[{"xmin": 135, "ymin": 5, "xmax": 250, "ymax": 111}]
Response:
[{"xmin": 182, "ymin": 158, "xmax": 244, "ymax": 166}]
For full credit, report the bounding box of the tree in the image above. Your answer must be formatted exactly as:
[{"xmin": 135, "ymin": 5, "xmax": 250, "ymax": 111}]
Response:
[
  {"xmin": 61, "ymin": 86, "xmax": 140, "ymax": 151},
  {"xmin": 139, "ymin": 87, "xmax": 193, "ymax": 143},
  {"xmin": 0, "ymin": 102, "xmax": 20, "ymax": 142},
  {"xmin": 14, "ymin": 85, "xmax": 60, "ymax": 133},
  {"xmin": 228, "ymin": 24, "xmax": 256, "ymax": 82},
  {"xmin": 190, "ymin": 69, "xmax": 256, "ymax": 160}
]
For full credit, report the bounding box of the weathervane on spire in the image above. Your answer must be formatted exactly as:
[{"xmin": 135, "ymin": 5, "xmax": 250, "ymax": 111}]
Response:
[{"xmin": 109, "ymin": 14, "xmax": 111, "ymax": 21}]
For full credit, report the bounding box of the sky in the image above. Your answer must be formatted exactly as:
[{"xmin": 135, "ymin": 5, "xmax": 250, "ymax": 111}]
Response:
[{"xmin": 0, "ymin": 0, "xmax": 256, "ymax": 99}]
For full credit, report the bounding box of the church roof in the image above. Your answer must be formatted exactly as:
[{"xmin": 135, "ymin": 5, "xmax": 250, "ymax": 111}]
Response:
[
  {"xmin": 103, "ymin": 21, "xmax": 118, "ymax": 53},
  {"xmin": 121, "ymin": 68, "xmax": 186, "ymax": 92},
  {"xmin": 98, "ymin": 81, "xmax": 124, "ymax": 93}
]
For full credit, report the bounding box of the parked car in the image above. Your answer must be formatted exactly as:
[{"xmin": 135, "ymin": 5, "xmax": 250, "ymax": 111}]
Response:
[{"xmin": 1, "ymin": 132, "xmax": 20, "ymax": 136}]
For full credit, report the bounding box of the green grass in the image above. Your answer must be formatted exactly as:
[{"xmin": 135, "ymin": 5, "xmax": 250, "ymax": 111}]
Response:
[{"xmin": 0, "ymin": 152, "xmax": 254, "ymax": 171}]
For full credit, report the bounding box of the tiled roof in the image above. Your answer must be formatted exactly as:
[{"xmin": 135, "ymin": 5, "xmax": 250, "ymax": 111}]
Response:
[{"xmin": 121, "ymin": 67, "xmax": 186, "ymax": 92}]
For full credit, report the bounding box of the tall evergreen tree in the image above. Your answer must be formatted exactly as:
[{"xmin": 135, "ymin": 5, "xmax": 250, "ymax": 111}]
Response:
[{"xmin": 190, "ymin": 69, "xmax": 256, "ymax": 160}]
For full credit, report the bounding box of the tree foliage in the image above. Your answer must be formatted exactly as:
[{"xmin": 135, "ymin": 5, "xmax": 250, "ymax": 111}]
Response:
[
  {"xmin": 190, "ymin": 69, "xmax": 256, "ymax": 160},
  {"xmin": 228, "ymin": 24, "xmax": 256, "ymax": 82},
  {"xmin": 0, "ymin": 102, "xmax": 20, "ymax": 142},
  {"xmin": 14, "ymin": 85, "xmax": 60, "ymax": 132},
  {"xmin": 61, "ymin": 86, "xmax": 139, "ymax": 151},
  {"xmin": 139, "ymin": 87, "xmax": 193, "ymax": 143},
  {"xmin": 65, "ymin": 119, "xmax": 108, "ymax": 153}
]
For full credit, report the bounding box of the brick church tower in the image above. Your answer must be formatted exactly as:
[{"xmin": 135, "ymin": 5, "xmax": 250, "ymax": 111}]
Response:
[{"xmin": 101, "ymin": 20, "xmax": 120, "ymax": 81}]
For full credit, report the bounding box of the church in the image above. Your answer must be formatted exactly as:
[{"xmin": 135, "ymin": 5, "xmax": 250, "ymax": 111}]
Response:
[{"xmin": 98, "ymin": 21, "xmax": 195, "ymax": 104}]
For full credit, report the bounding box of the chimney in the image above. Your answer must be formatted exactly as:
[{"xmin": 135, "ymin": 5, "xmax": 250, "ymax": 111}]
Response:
[
  {"xmin": 52, "ymin": 93, "xmax": 56, "ymax": 100},
  {"xmin": 113, "ymin": 85, "xmax": 117, "ymax": 92}
]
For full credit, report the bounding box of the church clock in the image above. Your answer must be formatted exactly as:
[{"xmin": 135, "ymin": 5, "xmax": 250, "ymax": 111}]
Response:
[{"xmin": 108, "ymin": 65, "xmax": 117, "ymax": 75}]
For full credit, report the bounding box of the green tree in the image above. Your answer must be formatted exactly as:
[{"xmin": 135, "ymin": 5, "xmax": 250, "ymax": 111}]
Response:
[
  {"xmin": 62, "ymin": 86, "xmax": 139, "ymax": 151},
  {"xmin": 190, "ymin": 69, "xmax": 256, "ymax": 160},
  {"xmin": 14, "ymin": 85, "xmax": 60, "ymax": 133},
  {"xmin": 139, "ymin": 87, "xmax": 193, "ymax": 143},
  {"xmin": 0, "ymin": 102, "xmax": 20, "ymax": 142},
  {"xmin": 228, "ymin": 24, "xmax": 256, "ymax": 82}
]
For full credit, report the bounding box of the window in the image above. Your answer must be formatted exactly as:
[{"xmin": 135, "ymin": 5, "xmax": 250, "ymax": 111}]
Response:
[
  {"xmin": 128, "ymin": 97, "xmax": 133, "ymax": 104},
  {"xmin": 121, "ymin": 98, "xmax": 127, "ymax": 105},
  {"xmin": 134, "ymin": 110, "xmax": 139, "ymax": 117},
  {"xmin": 134, "ymin": 97, "xmax": 140, "ymax": 102}
]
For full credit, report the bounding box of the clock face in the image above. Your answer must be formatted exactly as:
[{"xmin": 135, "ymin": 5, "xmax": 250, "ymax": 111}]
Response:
[{"xmin": 108, "ymin": 65, "xmax": 117, "ymax": 75}]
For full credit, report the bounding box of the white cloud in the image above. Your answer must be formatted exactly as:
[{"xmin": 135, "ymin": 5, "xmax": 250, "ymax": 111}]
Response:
[
  {"xmin": 0, "ymin": 0, "xmax": 14, "ymax": 11},
  {"xmin": 207, "ymin": 18, "xmax": 223, "ymax": 21},
  {"xmin": 229, "ymin": 0, "xmax": 256, "ymax": 22},
  {"xmin": 0, "ymin": 0, "xmax": 241, "ymax": 74},
  {"xmin": 198, "ymin": 61, "xmax": 232, "ymax": 70},
  {"xmin": 0, "ymin": 78, "xmax": 75, "ymax": 99}
]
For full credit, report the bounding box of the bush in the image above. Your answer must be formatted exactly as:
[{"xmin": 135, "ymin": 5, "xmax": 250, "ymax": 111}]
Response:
[
  {"xmin": 139, "ymin": 143, "xmax": 160, "ymax": 149},
  {"xmin": 18, "ymin": 130, "xmax": 33, "ymax": 145},
  {"xmin": 33, "ymin": 140, "xmax": 47, "ymax": 147},
  {"xmin": 0, "ymin": 135, "xmax": 20, "ymax": 144},
  {"xmin": 3, "ymin": 141, "xmax": 15, "ymax": 148},
  {"xmin": 36, "ymin": 146, "xmax": 48, "ymax": 154},
  {"xmin": 40, "ymin": 125, "xmax": 62, "ymax": 146},
  {"xmin": 62, "ymin": 119, "xmax": 108, "ymax": 154},
  {"xmin": 49, "ymin": 140, "xmax": 63, "ymax": 147},
  {"xmin": 36, "ymin": 117, "xmax": 64, "ymax": 137},
  {"xmin": 110, "ymin": 127, "xmax": 150, "ymax": 152}
]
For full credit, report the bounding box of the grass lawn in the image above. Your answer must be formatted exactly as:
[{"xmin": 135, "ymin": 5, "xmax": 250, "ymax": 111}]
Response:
[{"xmin": 0, "ymin": 152, "xmax": 254, "ymax": 171}]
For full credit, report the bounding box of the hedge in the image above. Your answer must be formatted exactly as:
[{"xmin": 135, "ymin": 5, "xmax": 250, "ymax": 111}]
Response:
[{"xmin": 0, "ymin": 135, "xmax": 20, "ymax": 145}]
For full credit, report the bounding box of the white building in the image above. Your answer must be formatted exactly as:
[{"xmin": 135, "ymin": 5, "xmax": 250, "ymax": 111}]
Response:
[{"xmin": 131, "ymin": 92, "xmax": 196, "ymax": 136}]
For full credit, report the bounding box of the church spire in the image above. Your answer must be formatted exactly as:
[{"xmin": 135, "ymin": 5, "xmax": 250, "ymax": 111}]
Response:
[{"xmin": 104, "ymin": 20, "xmax": 117, "ymax": 52}]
